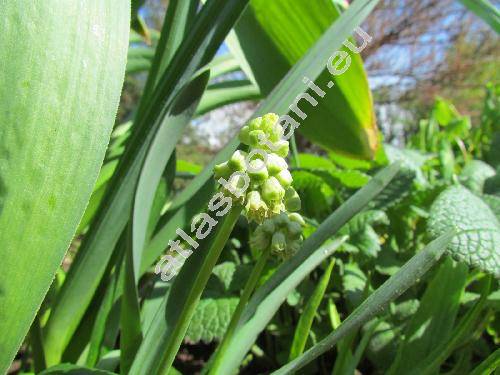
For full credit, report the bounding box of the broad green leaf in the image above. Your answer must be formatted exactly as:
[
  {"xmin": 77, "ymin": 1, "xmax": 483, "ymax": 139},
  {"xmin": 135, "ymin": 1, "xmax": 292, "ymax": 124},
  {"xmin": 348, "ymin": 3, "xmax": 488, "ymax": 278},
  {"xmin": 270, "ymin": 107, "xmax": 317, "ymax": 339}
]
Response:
[
  {"xmin": 339, "ymin": 210, "xmax": 389, "ymax": 258},
  {"xmin": 298, "ymin": 154, "xmax": 337, "ymax": 170},
  {"xmin": 289, "ymin": 260, "xmax": 335, "ymax": 360},
  {"xmin": 132, "ymin": 72, "xmax": 210, "ymax": 283},
  {"xmin": 272, "ymin": 232, "xmax": 454, "ymax": 375},
  {"xmin": 388, "ymin": 257, "xmax": 468, "ymax": 374},
  {"xmin": 229, "ymin": 0, "xmax": 378, "ymax": 158},
  {"xmin": 291, "ymin": 170, "xmax": 334, "ymax": 218},
  {"xmin": 428, "ymin": 185, "xmax": 500, "ymax": 277},
  {"xmin": 297, "ymin": 153, "xmax": 371, "ymax": 188},
  {"xmin": 384, "ymin": 144, "xmax": 429, "ymax": 185},
  {"xmin": 0, "ymin": 2, "xmax": 129, "ymax": 371},
  {"xmin": 458, "ymin": 0, "xmax": 500, "ymax": 34},
  {"xmin": 185, "ymin": 298, "xmax": 239, "ymax": 343},
  {"xmin": 459, "ymin": 160, "xmax": 495, "ymax": 193},
  {"xmin": 42, "ymin": 0, "xmax": 248, "ymax": 362},
  {"xmin": 483, "ymin": 194, "xmax": 500, "ymax": 220}
]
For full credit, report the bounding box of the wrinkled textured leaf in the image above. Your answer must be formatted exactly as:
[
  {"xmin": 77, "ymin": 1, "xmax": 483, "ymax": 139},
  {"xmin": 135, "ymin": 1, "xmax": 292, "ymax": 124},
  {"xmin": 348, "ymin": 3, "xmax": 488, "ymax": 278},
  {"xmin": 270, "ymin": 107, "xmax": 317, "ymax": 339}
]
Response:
[
  {"xmin": 428, "ymin": 185, "xmax": 500, "ymax": 277},
  {"xmin": 460, "ymin": 160, "xmax": 495, "ymax": 193},
  {"xmin": 340, "ymin": 210, "xmax": 388, "ymax": 258},
  {"xmin": 186, "ymin": 298, "xmax": 239, "ymax": 343}
]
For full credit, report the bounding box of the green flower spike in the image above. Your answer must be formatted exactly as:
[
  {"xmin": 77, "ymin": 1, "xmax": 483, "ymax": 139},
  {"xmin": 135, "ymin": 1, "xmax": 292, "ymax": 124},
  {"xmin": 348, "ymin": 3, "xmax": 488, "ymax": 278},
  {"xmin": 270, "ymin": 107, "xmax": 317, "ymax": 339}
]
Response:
[{"xmin": 214, "ymin": 113, "xmax": 296, "ymax": 224}]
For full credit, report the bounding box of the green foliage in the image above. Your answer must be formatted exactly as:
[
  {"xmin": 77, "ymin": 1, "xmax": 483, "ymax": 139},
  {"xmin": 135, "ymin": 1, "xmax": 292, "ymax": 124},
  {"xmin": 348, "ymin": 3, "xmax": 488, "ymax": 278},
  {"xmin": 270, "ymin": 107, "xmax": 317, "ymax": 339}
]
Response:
[
  {"xmin": 1, "ymin": 1, "xmax": 498, "ymax": 374},
  {"xmin": 229, "ymin": 0, "xmax": 379, "ymax": 158},
  {"xmin": 0, "ymin": 2, "xmax": 130, "ymax": 371},
  {"xmin": 428, "ymin": 185, "xmax": 500, "ymax": 277}
]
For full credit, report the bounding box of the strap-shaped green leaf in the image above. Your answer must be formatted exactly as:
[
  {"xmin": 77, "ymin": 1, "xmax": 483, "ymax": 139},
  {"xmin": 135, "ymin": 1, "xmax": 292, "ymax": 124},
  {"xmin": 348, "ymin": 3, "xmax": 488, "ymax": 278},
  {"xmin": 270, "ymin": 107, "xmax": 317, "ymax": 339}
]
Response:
[
  {"xmin": 0, "ymin": 2, "xmax": 129, "ymax": 371},
  {"xmin": 428, "ymin": 185, "xmax": 500, "ymax": 277}
]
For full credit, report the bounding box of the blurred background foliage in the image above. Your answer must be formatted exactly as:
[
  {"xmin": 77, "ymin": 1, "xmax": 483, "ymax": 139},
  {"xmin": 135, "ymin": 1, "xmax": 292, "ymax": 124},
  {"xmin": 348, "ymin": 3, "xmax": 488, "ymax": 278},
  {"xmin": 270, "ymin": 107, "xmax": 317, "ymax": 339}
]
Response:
[{"xmin": 124, "ymin": 0, "xmax": 499, "ymax": 163}]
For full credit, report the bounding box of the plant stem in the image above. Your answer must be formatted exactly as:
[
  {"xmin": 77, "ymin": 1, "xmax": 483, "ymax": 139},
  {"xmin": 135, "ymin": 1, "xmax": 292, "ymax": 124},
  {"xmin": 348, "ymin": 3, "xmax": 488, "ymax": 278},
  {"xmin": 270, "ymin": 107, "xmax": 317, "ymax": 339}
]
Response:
[{"xmin": 209, "ymin": 249, "xmax": 271, "ymax": 374}]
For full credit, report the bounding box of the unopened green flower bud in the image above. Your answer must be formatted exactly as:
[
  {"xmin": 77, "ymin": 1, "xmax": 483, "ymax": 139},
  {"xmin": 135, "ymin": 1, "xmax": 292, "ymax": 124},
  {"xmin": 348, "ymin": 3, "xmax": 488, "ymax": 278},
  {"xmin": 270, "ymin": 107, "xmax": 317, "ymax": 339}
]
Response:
[
  {"xmin": 249, "ymin": 130, "xmax": 266, "ymax": 148},
  {"xmin": 238, "ymin": 125, "xmax": 251, "ymax": 145},
  {"xmin": 286, "ymin": 239, "xmax": 302, "ymax": 257},
  {"xmin": 271, "ymin": 231, "xmax": 287, "ymax": 252},
  {"xmin": 260, "ymin": 113, "xmax": 282, "ymax": 142},
  {"xmin": 261, "ymin": 176, "xmax": 285, "ymax": 202},
  {"xmin": 214, "ymin": 161, "xmax": 232, "ymax": 179},
  {"xmin": 287, "ymin": 221, "xmax": 303, "ymax": 237},
  {"xmin": 250, "ymin": 228, "xmax": 270, "ymax": 250},
  {"xmin": 245, "ymin": 191, "xmax": 268, "ymax": 223},
  {"xmin": 228, "ymin": 150, "xmax": 247, "ymax": 171},
  {"xmin": 260, "ymin": 219, "xmax": 275, "ymax": 234},
  {"xmin": 276, "ymin": 169, "xmax": 293, "ymax": 188},
  {"xmin": 266, "ymin": 153, "xmax": 288, "ymax": 175},
  {"xmin": 222, "ymin": 173, "xmax": 250, "ymax": 203},
  {"xmin": 273, "ymin": 212, "xmax": 289, "ymax": 227},
  {"xmin": 288, "ymin": 212, "xmax": 306, "ymax": 226},
  {"xmin": 274, "ymin": 140, "xmax": 290, "ymax": 158},
  {"xmin": 247, "ymin": 116, "xmax": 262, "ymax": 131},
  {"xmin": 284, "ymin": 187, "xmax": 301, "ymax": 212},
  {"xmin": 247, "ymin": 160, "xmax": 269, "ymax": 183}
]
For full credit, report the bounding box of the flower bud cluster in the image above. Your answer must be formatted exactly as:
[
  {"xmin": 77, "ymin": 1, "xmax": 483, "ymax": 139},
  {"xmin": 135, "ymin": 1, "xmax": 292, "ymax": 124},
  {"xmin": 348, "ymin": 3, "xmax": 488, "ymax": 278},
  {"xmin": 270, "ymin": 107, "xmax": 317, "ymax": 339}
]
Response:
[
  {"xmin": 214, "ymin": 113, "xmax": 298, "ymax": 223},
  {"xmin": 250, "ymin": 212, "xmax": 306, "ymax": 259},
  {"xmin": 214, "ymin": 113, "xmax": 306, "ymax": 259}
]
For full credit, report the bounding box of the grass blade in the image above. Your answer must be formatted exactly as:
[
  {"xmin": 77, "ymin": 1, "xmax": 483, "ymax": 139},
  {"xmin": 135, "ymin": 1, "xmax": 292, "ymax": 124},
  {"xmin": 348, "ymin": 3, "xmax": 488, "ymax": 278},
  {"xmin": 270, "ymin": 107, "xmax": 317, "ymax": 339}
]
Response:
[
  {"xmin": 469, "ymin": 348, "xmax": 500, "ymax": 375},
  {"xmin": 387, "ymin": 256, "xmax": 468, "ymax": 374},
  {"xmin": 272, "ymin": 231, "xmax": 455, "ymax": 375},
  {"xmin": 289, "ymin": 260, "xmax": 335, "ymax": 360}
]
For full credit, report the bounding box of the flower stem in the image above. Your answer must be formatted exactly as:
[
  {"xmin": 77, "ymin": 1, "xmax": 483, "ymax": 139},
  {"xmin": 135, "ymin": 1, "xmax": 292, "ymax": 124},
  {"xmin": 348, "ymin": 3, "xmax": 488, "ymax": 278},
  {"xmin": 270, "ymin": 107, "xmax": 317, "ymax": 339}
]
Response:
[{"xmin": 210, "ymin": 249, "xmax": 271, "ymax": 374}]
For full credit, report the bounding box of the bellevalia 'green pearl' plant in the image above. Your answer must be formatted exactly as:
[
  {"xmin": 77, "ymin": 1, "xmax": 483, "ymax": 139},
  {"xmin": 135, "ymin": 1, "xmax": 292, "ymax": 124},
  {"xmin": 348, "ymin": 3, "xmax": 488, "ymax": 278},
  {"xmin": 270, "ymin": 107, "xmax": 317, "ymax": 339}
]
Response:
[
  {"xmin": 214, "ymin": 113, "xmax": 306, "ymax": 257},
  {"xmin": 209, "ymin": 113, "xmax": 306, "ymax": 373}
]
